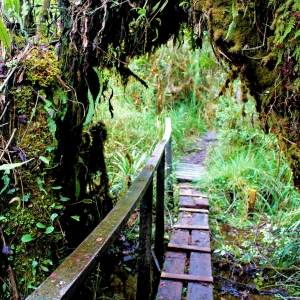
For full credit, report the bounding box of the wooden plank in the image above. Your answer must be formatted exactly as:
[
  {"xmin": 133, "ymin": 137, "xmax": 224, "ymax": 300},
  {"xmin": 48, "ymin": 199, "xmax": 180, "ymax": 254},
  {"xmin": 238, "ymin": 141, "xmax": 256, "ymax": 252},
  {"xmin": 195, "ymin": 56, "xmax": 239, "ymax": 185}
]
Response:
[
  {"xmin": 191, "ymin": 230, "xmax": 210, "ymax": 248},
  {"xmin": 157, "ymin": 251, "xmax": 186, "ymax": 300},
  {"xmin": 180, "ymin": 196, "xmax": 209, "ymax": 209},
  {"xmin": 179, "ymin": 208, "xmax": 209, "ymax": 213},
  {"xmin": 179, "ymin": 188, "xmax": 203, "ymax": 195},
  {"xmin": 176, "ymin": 175, "xmax": 205, "ymax": 181},
  {"xmin": 190, "ymin": 252, "xmax": 212, "ymax": 277},
  {"xmin": 177, "ymin": 163, "xmax": 207, "ymax": 170},
  {"xmin": 163, "ymin": 252, "xmax": 186, "ymax": 274},
  {"xmin": 176, "ymin": 184, "xmax": 194, "ymax": 188},
  {"xmin": 187, "ymin": 283, "xmax": 213, "ymax": 300},
  {"xmin": 170, "ymin": 229, "xmax": 189, "ymax": 244},
  {"xmin": 168, "ymin": 243, "xmax": 211, "ymax": 253},
  {"xmin": 157, "ymin": 280, "xmax": 183, "ymax": 300},
  {"xmin": 160, "ymin": 272, "xmax": 213, "ymax": 283},
  {"xmin": 157, "ymin": 230, "xmax": 189, "ymax": 300},
  {"xmin": 191, "ymin": 213, "xmax": 209, "ymax": 226},
  {"xmin": 178, "ymin": 212, "xmax": 208, "ymax": 227},
  {"xmin": 179, "ymin": 193, "xmax": 208, "ymax": 197},
  {"xmin": 174, "ymin": 224, "xmax": 209, "ymax": 230}
]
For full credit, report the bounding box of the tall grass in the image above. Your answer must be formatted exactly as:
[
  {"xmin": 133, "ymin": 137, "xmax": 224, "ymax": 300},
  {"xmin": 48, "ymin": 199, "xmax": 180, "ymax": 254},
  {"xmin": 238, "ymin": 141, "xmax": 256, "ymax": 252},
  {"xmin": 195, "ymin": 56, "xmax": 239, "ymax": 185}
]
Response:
[
  {"xmin": 196, "ymin": 87, "xmax": 300, "ymax": 294},
  {"xmin": 95, "ymin": 36, "xmax": 217, "ymax": 201}
]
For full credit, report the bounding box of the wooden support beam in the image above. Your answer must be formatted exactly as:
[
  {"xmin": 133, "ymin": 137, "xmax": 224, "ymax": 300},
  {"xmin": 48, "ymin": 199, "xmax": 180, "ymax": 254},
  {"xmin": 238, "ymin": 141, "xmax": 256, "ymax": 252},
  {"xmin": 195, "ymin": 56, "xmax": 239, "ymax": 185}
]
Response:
[
  {"xmin": 168, "ymin": 243, "xmax": 211, "ymax": 253},
  {"xmin": 161, "ymin": 272, "xmax": 213, "ymax": 283},
  {"xmin": 174, "ymin": 224, "xmax": 209, "ymax": 230},
  {"xmin": 155, "ymin": 152, "xmax": 165, "ymax": 267},
  {"xmin": 137, "ymin": 180, "xmax": 153, "ymax": 300},
  {"xmin": 179, "ymin": 208, "xmax": 209, "ymax": 213},
  {"xmin": 180, "ymin": 193, "xmax": 207, "ymax": 198}
]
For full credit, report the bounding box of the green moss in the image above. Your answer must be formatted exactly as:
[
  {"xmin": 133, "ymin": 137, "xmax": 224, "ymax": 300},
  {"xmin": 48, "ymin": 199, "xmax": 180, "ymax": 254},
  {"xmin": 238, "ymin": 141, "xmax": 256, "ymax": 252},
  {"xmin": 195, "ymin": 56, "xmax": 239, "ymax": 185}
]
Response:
[{"xmin": 24, "ymin": 48, "xmax": 61, "ymax": 87}]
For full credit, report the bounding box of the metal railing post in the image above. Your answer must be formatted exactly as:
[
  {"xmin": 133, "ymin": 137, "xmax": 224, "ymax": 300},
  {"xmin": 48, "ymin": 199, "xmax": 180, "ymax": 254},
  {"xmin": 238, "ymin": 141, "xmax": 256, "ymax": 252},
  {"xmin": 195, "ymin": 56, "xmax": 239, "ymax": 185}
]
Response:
[
  {"xmin": 154, "ymin": 152, "xmax": 165, "ymax": 267},
  {"xmin": 136, "ymin": 179, "xmax": 153, "ymax": 299}
]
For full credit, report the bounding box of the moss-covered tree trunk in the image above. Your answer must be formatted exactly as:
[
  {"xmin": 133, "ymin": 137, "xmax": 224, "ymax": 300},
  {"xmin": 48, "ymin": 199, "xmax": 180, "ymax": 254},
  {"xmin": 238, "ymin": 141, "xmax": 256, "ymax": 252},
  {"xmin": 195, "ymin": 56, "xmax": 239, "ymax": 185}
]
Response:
[
  {"xmin": 0, "ymin": 0, "xmax": 189, "ymax": 297},
  {"xmin": 193, "ymin": 0, "xmax": 300, "ymax": 184}
]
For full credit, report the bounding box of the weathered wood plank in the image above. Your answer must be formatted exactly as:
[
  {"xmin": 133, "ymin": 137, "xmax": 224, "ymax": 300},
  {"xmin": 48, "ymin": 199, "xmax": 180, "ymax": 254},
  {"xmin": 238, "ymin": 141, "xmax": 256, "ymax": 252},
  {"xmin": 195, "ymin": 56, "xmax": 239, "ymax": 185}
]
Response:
[
  {"xmin": 177, "ymin": 163, "xmax": 207, "ymax": 170},
  {"xmin": 170, "ymin": 229, "xmax": 189, "ymax": 245},
  {"xmin": 160, "ymin": 272, "xmax": 213, "ymax": 283},
  {"xmin": 187, "ymin": 283, "xmax": 213, "ymax": 300},
  {"xmin": 179, "ymin": 208, "xmax": 209, "ymax": 213},
  {"xmin": 168, "ymin": 243, "xmax": 211, "ymax": 253},
  {"xmin": 163, "ymin": 252, "xmax": 186, "ymax": 274},
  {"xmin": 188, "ymin": 252, "xmax": 213, "ymax": 300},
  {"xmin": 180, "ymin": 196, "xmax": 209, "ymax": 209},
  {"xmin": 157, "ymin": 251, "xmax": 186, "ymax": 300},
  {"xmin": 189, "ymin": 252, "xmax": 212, "ymax": 277},
  {"xmin": 191, "ymin": 230, "xmax": 210, "ymax": 248},
  {"xmin": 157, "ymin": 230, "xmax": 189, "ymax": 300},
  {"xmin": 177, "ymin": 184, "xmax": 194, "ymax": 188},
  {"xmin": 179, "ymin": 193, "xmax": 208, "ymax": 197},
  {"xmin": 157, "ymin": 280, "xmax": 183, "ymax": 300},
  {"xmin": 174, "ymin": 224, "xmax": 209, "ymax": 230},
  {"xmin": 177, "ymin": 212, "xmax": 208, "ymax": 228},
  {"xmin": 179, "ymin": 188, "xmax": 203, "ymax": 195}
]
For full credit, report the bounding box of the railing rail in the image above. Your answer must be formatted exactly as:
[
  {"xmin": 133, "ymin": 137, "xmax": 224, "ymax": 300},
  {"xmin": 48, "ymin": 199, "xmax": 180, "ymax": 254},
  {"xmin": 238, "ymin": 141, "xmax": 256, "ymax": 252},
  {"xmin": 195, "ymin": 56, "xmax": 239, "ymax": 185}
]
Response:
[{"xmin": 26, "ymin": 118, "xmax": 172, "ymax": 300}]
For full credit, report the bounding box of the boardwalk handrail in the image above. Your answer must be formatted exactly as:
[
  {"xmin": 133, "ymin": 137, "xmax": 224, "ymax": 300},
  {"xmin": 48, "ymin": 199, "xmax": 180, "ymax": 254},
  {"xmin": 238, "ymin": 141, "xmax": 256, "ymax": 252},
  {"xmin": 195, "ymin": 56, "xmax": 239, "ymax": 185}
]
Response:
[{"xmin": 26, "ymin": 118, "xmax": 172, "ymax": 300}]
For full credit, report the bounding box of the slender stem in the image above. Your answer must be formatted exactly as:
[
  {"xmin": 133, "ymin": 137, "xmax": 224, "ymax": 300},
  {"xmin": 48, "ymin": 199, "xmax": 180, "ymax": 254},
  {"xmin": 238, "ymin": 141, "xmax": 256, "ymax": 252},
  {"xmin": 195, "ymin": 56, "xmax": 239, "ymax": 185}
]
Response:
[{"xmin": 0, "ymin": 128, "xmax": 17, "ymax": 161}]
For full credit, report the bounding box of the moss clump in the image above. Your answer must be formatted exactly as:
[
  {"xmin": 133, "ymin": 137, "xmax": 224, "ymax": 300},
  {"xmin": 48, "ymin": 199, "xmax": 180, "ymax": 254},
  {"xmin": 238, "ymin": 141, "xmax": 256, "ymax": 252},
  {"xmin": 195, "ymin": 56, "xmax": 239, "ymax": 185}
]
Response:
[{"xmin": 24, "ymin": 48, "xmax": 61, "ymax": 88}]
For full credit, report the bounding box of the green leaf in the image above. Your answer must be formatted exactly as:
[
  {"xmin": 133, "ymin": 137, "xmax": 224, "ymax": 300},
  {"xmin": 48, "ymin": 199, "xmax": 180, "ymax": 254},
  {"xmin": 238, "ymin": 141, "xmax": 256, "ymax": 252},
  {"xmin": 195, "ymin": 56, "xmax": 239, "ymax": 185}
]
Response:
[
  {"xmin": 46, "ymin": 146, "xmax": 55, "ymax": 152},
  {"xmin": 0, "ymin": 216, "xmax": 6, "ymax": 221},
  {"xmin": 92, "ymin": 67, "xmax": 103, "ymax": 107},
  {"xmin": 32, "ymin": 260, "xmax": 38, "ymax": 268},
  {"xmin": 45, "ymin": 226, "xmax": 54, "ymax": 234},
  {"xmin": 138, "ymin": 8, "xmax": 146, "ymax": 15},
  {"xmin": 156, "ymin": 18, "xmax": 162, "ymax": 26},
  {"xmin": 36, "ymin": 222, "xmax": 46, "ymax": 229},
  {"xmin": 47, "ymin": 117, "xmax": 56, "ymax": 135},
  {"xmin": 59, "ymin": 195, "xmax": 70, "ymax": 202},
  {"xmin": 4, "ymin": 0, "xmax": 20, "ymax": 14},
  {"xmin": 53, "ymin": 205, "xmax": 63, "ymax": 209},
  {"xmin": 40, "ymin": 265, "xmax": 49, "ymax": 272},
  {"xmin": 37, "ymin": 177, "xmax": 47, "ymax": 195},
  {"xmin": 179, "ymin": 1, "xmax": 188, "ymax": 6},
  {"xmin": 152, "ymin": 27, "xmax": 159, "ymax": 42},
  {"xmin": 83, "ymin": 88, "xmax": 95, "ymax": 126},
  {"xmin": 75, "ymin": 168, "xmax": 80, "ymax": 201},
  {"xmin": 0, "ymin": 173, "xmax": 10, "ymax": 194},
  {"xmin": 51, "ymin": 186, "xmax": 62, "ymax": 190},
  {"xmin": 21, "ymin": 234, "xmax": 33, "ymax": 242},
  {"xmin": 50, "ymin": 213, "xmax": 58, "ymax": 222},
  {"xmin": 0, "ymin": 158, "xmax": 34, "ymax": 170},
  {"xmin": 71, "ymin": 215, "xmax": 80, "ymax": 221},
  {"xmin": 151, "ymin": 1, "xmax": 161, "ymax": 14},
  {"xmin": 159, "ymin": 0, "xmax": 168, "ymax": 12},
  {"xmin": 82, "ymin": 199, "xmax": 93, "ymax": 204},
  {"xmin": 42, "ymin": 259, "xmax": 53, "ymax": 265},
  {"xmin": 225, "ymin": 21, "xmax": 235, "ymax": 40},
  {"xmin": 39, "ymin": 156, "xmax": 50, "ymax": 164}
]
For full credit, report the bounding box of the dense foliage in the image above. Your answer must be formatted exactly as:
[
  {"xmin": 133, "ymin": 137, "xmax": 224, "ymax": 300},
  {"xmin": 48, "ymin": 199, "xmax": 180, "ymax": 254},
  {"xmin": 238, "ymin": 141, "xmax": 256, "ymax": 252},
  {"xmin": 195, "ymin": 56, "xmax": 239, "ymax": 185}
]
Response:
[{"xmin": 0, "ymin": 0, "xmax": 299, "ymax": 298}]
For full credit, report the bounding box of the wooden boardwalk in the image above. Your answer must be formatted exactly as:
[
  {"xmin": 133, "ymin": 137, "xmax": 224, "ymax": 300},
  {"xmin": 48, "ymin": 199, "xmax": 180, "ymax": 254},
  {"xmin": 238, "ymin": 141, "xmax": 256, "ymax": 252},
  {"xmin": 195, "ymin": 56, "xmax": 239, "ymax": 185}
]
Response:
[{"xmin": 157, "ymin": 133, "xmax": 217, "ymax": 300}]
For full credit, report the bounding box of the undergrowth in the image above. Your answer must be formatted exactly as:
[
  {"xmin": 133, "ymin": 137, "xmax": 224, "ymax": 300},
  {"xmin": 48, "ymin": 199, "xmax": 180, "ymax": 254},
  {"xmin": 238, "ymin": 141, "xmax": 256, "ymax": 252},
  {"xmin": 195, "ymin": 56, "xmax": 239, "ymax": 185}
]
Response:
[
  {"xmin": 82, "ymin": 36, "xmax": 217, "ymax": 299},
  {"xmin": 197, "ymin": 82, "xmax": 300, "ymax": 296}
]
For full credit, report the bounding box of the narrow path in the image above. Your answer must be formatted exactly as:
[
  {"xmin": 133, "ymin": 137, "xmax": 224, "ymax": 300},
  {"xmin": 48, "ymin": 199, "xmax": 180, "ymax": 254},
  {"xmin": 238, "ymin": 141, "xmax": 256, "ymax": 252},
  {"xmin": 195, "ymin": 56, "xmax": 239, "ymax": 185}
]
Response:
[{"xmin": 156, "ymin": 133, "xmax": 217, "ymax": 300}]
